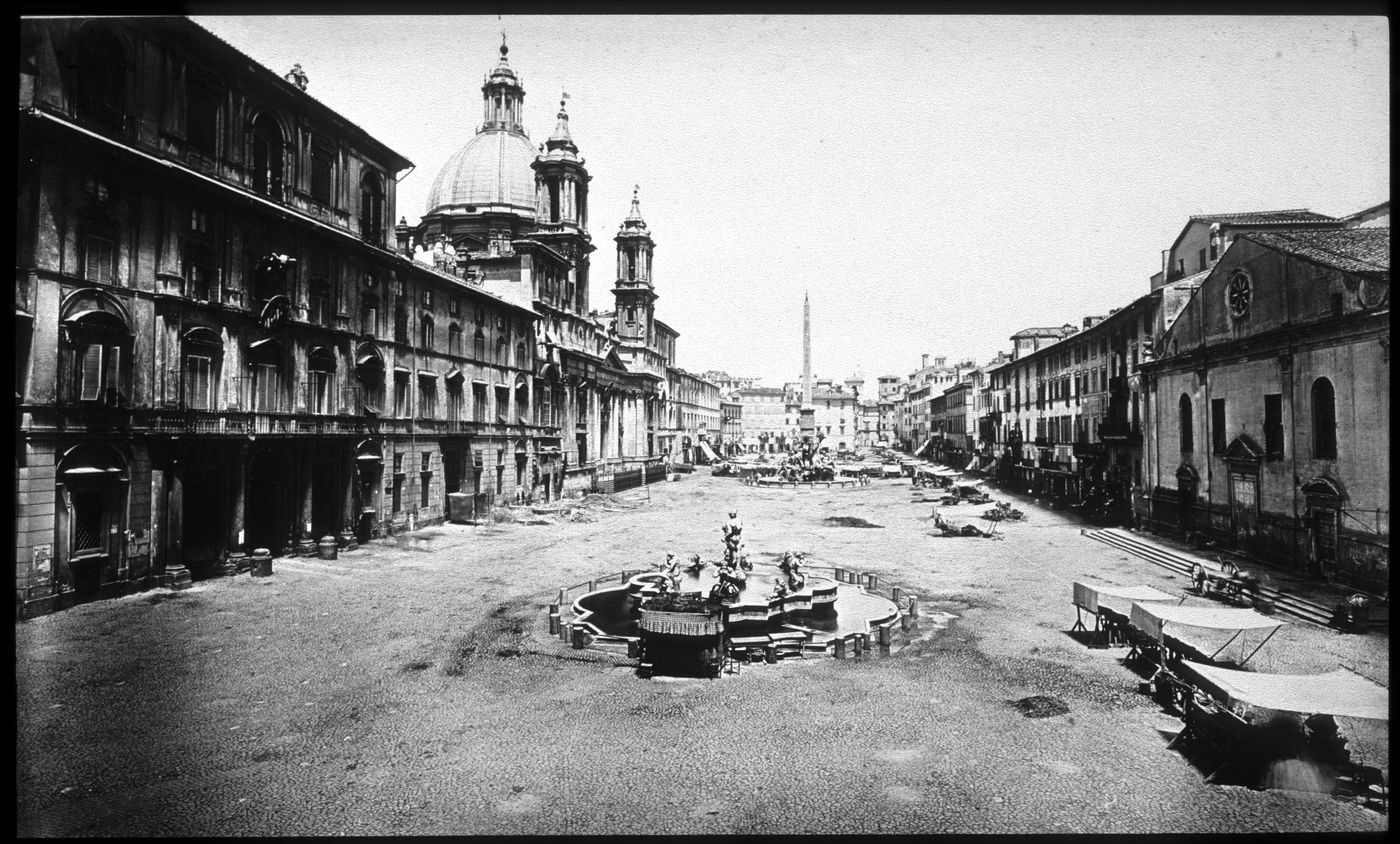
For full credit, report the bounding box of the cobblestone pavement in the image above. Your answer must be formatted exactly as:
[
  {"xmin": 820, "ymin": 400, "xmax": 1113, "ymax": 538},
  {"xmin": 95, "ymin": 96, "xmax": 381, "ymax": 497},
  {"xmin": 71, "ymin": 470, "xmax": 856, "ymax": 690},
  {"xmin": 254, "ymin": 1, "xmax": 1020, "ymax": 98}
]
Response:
[{"xmin": 15, "ymin": 473, "xmax": 1389, "ymax": 836}]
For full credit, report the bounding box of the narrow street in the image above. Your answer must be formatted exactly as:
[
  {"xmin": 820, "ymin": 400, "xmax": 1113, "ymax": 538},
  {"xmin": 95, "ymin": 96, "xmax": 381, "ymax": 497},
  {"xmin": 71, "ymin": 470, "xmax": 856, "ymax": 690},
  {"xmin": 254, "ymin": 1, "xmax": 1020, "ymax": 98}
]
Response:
[{"xmin": 15, "ymin": 473, "xmax": 1388, "ymax": 836}]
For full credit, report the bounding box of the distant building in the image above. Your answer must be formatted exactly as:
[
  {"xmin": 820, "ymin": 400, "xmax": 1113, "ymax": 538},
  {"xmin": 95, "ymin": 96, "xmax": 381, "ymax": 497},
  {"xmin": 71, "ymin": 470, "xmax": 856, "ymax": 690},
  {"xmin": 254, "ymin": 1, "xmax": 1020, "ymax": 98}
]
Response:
[{"xmin": 735, "ymin": 386, "xmax": 787, "ymax": 453}]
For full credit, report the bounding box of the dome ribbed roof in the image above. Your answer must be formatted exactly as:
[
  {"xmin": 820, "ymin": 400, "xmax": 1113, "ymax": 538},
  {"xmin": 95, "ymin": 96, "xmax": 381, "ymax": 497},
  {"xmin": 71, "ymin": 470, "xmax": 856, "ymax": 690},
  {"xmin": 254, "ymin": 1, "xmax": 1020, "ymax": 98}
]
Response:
[{"xmin": 425, "ymin": 129, "xmax": 538, "ymax": 216}]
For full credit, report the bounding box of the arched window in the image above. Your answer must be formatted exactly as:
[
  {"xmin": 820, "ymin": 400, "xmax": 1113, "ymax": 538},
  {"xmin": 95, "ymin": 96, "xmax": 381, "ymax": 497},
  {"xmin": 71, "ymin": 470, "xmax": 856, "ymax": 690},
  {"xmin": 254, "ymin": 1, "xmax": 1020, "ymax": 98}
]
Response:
[
  {"xmin": 182, "ymin": 327, "xmax": 223, "ymax": 410},
  {"xmin": 307, "ymin": 347, "xmax": 336, "ymax": 415},
  {"xmin": 355, "ymin": 346, "xmax": 384, "ymax": 413},
  {"xmin": 1311, "ymin": 378, "xmax": 1337, "ymax": 459},
  {"xmin": 62, "ymin": 307, "xmax": 130, "ymax": 406},
  {"xmin": 360, "ymin": 171, "xmax": 385, "ymax": 244},
  {"xmin": 74, "ymin": 23, "xmax": 127, "ymax": 132},
  {"xmin": 250, "ymin": 114, "xmax": 284, "ymax": 198},
  {"xmin": 247, "ymin": 339, "xmax": 284, "ymax": 412},
  {"xmin": 1178, "ymin": 394, "xmax": 1193, "ymax": 453}
]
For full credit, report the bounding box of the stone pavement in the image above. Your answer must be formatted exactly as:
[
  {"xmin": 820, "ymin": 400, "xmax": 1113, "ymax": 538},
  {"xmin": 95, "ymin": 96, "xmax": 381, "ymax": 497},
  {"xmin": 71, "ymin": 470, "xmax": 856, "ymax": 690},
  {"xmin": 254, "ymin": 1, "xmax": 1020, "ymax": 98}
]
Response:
[{"xmin": 15, "ymin": 473, "xmax": 1389, "ymax": 835}]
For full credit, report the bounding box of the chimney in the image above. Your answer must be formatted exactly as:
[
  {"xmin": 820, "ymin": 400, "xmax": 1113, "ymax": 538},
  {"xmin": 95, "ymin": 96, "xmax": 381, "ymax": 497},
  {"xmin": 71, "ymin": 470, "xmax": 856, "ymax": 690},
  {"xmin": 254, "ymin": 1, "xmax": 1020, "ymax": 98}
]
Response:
[
  {"xmin": 1161, "ymin": 248, "xmax": 1169, "ymax": 283},
  {"xmin": 921, "ymin": 354, "xmax": 929, "ymax": 368}
]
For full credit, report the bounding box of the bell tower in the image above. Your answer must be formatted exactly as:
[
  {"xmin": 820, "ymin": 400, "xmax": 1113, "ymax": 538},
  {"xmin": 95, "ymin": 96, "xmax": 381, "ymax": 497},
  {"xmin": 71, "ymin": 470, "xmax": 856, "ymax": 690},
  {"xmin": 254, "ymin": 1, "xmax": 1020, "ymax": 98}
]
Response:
[
  {"xmin": 612, "ymin": 187, "xmax": 657, "ymax": 348},
  {"xmin": 530, "ymin": 95, "xmax": 593, "ymax": 314}
]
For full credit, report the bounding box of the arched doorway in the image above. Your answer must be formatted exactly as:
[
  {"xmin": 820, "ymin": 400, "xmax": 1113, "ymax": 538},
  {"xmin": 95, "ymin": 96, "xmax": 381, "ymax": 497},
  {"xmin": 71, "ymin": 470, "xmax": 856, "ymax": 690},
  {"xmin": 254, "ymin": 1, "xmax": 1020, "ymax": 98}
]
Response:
[
  {"xmin": 55, "ymin": 443, "xmax": 129, "ymax": 605},
  {"xmin": 354, "ymin": 439, "xmax": 382, "ymax": 543},
  {"xmin": 1175, "ymin": 464, "xmax": 1199, "ymax": 534},
  {"xmin": 1301, "ymin": 476, "xmax": 1345, "ymax": 578}
]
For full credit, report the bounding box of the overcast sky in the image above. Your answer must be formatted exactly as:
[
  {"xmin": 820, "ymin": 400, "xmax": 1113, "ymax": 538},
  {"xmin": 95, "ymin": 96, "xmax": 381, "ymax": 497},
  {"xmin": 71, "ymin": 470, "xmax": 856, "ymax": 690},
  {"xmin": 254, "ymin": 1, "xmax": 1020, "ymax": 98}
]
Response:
[{"xmin": 191, "ymin": 14, "xmax": 1389, "ymax": 389}]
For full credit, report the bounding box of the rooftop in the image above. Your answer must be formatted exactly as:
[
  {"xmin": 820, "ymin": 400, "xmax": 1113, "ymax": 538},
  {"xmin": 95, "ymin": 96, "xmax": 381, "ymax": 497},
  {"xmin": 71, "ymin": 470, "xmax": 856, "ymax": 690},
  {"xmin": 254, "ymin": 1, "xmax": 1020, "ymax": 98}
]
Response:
[
  {"xmin": 1188, "ymin": 208, "xmax": 1338, "ymax": 225},
  {"xmin": 1011, "ymin": 326, "xmax": 1077, "ymax": 339},
  {"xmin": 1241, "ymin": 228, "xmax": 1390, "ymax": 275}
]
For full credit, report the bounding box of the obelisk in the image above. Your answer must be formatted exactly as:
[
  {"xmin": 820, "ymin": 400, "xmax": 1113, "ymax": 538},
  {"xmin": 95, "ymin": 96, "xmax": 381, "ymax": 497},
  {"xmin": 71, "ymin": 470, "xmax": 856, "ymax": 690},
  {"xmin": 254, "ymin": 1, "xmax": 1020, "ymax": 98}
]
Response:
[{"xmin": 802, "ymin": 292, "xmax": 812, "ymax": 406}]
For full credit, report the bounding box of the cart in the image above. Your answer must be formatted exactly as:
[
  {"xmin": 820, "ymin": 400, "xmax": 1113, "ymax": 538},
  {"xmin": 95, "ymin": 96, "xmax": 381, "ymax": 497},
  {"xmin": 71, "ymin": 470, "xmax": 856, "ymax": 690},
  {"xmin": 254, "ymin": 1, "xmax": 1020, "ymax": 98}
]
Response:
[{"xmin": 636, "ymin": 593, "xmax": 727, "ymax": 678}]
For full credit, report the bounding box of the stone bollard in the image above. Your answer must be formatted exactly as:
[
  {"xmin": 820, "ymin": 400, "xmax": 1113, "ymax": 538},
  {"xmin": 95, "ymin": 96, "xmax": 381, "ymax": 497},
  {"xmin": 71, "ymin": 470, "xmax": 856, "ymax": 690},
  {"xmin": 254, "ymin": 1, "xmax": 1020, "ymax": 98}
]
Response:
[
  {"xmin": 852, "ymin": 634, "xmax": 865, "ymax": 656},
  {"xmin": 907, "ymin": 596, "xmax": 920, "ymax": 619},
  {"xmin": 627, "ymin": 639, "xmax": 641, "ymax": 659},
  {"xmin": 867, "ymin": 574, "xmax": 879, "ymax": 591},
  {"xmin": 892, "ymin": 586, "xmax": 903, "ymax": 603},
  {"xmin": 338, "ymin": 528, "xmax": 357, "ymax": 552},
  {"xmin": 559, "ymin": 621, "xmax": 571, "ymax": 643},
  {"xmin": 250, "ymin": 548, "xmax": 273, "ymax": 578},
  {"xmin": 901, "ymin": 613, "xmax": 912, "ymax": 632},
  {"xmin": 571, "ymin": 626, "xmax": 587, "ymax": 649},
  {"xmin": 549, "ymin": 612, "xmax": 560, "ymax": 636},
  {"xmin": 834, "ymin": 638, "xmax": 848, "ymax": 659},
  {"xmin": 317, "ymin": 536, "xmax": 338, "ymax": 560},
  {"xmin": 765, "ymin": 645, "xmax": 778, "ymax": 664},
  {"xmin": 878, "ymin": 624, "xmax": 893, "ymax": 647},
  {"xmin": 221, "ymin": 552, "xmax": 245, "ymax": 577},
  {"xmin": 834, "ymin": 567, "xmax": 846, "ymax": 582}
]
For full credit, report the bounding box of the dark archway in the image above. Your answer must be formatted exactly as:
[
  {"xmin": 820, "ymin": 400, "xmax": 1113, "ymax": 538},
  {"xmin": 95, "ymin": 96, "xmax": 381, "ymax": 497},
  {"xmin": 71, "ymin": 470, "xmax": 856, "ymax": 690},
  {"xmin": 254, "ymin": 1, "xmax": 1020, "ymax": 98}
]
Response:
[{"xmin": 245, "ymin": 447, "xmax": 292, "ymax": 556}]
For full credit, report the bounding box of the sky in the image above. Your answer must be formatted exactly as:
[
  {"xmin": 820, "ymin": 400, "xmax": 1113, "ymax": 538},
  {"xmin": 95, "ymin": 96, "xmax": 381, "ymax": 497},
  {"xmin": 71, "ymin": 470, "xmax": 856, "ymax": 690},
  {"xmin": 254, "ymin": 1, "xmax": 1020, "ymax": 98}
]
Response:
[{"xmin": 191, "ymin": 14, "xmax": 1389, "ymax": 391}]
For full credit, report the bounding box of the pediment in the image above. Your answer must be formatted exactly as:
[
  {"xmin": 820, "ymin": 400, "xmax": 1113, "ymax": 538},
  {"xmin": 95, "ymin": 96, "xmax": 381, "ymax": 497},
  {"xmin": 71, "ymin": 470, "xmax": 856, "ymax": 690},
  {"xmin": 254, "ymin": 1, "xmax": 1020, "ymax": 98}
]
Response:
[{"xmin": 1223, "ymin": 433, "xmax": 1264, "ymax": 463}]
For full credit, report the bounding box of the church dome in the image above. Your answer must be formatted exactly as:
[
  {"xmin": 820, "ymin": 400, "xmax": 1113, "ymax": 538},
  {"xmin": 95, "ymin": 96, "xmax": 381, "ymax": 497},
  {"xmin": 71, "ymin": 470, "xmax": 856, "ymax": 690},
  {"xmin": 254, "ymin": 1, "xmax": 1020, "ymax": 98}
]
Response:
[{"xmin": 424, "ymin": 129, "xmax": 539, "ymax": 217}]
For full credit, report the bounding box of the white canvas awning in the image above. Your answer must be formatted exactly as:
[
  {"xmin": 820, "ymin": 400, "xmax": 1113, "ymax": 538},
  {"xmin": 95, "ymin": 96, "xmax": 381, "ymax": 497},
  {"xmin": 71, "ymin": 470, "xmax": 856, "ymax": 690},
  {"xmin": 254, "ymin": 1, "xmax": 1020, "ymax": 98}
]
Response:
[
  {"xmin": 1130, "ymin": 602, "xmax": 1284, "ymax": 642},
  {"xmin": 698, "ymin": 441, "xmax": 720, "ymax": 462},
  {"xmin": 1072, "ymin": 581, "xmax": 1177, "ymax": 614},
  {"xmin": 1181, "ymin": 661, "xmax": 1390, "ymax": 721}
]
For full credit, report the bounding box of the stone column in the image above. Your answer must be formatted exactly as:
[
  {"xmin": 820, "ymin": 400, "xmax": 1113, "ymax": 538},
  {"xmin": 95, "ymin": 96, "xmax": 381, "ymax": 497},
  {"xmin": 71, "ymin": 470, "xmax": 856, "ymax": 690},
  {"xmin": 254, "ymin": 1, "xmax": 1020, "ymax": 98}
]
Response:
[
  {"xmin": 223, "ymin": 443, "xmax": 248, "ymax": 575},
  {"xmin": 296, "ymin": 450, "xmax": 316, "ymax": 555},
  {"xmin": 339, "ymin": 446, "xmax": 356, "ymax": 551},
  {"xmin": 161, "ymin": 452, "xmax": 192, "ymax": 589}
]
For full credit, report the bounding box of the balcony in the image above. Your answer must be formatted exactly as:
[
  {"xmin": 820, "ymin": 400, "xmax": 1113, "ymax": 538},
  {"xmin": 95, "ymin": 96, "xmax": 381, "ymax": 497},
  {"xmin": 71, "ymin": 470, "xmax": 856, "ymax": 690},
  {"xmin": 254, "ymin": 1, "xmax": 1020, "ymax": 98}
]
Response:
[
  {"xmin": 1097, "ymin": 421, "xmax": 1142, "ymax": 445},
  {"xmin": 1033, "ymin": 436, "xmax": 1054, "ymax": 448}
]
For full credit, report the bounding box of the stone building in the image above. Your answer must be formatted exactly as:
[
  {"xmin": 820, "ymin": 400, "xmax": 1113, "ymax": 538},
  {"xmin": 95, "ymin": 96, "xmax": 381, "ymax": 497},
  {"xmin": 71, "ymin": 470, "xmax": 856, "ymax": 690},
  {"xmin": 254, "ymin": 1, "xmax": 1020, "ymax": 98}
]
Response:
[
  {"xmin": 1138, "ymin": 228, "xmax": 1389, "ymax": 591},
  {"xmin": 15, "ymin": 18, "xmax": 554, "ymax": 616},
  {"xmin": 719, "ymin": 396, "xmax": 743, "ymax": 457},
  {"xmin": 735, "ymin": 386, "xmax": 787, "ymax": 453},
  {"xmin": 782, "ymin": 376, "xmax": 862, "ymax": 451}
]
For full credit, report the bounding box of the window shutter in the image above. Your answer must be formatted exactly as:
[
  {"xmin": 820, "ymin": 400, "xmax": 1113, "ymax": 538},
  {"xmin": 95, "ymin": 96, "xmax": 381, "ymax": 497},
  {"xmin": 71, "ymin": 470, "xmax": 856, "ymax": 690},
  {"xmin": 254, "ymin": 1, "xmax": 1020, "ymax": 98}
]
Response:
[{"xmin": 79, "ymin": 345, "xmax": 103, "ymax": 401}]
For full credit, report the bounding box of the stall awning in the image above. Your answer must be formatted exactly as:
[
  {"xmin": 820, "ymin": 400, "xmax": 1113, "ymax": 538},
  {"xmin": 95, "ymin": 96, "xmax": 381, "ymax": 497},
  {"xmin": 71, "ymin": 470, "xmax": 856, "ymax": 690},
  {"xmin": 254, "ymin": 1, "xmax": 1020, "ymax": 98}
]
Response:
[
  {"xmin": 698, "ymin": 441, "xmax": 720, "ymax": 462},
  {"xmin": 1181, "ymin": 661, "xmax": 1390, "ymax": 721},
  {"xmin": 1072, "ymin": 581, "xmax": 1177, "ymax": 614},
  {"xmin": 1130, "ymin": 602, "xmax": 1284, "ymax": 642},
  {"xmin": 915, "ymin": 438, "xmax": 933, "ymax": 458}
]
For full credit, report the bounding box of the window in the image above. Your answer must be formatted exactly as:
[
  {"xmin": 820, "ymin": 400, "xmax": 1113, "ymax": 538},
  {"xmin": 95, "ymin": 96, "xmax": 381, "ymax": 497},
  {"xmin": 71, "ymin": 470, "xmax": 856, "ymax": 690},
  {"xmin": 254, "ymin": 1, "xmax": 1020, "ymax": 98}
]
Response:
[
  {"xmin": 359, "ymin": 171, "xmax": 385, "ymax": 244},
  {"xmin": 394, "ymin": 308, "xmax": 408, "ymax": 344},
  {"xmin": 473, "ymin": 325, "xmax": 486, "ymax": 358},
  {"xmin": 449, "ymin": 297, "xmax": 461, "ymax": 317},
  {"xmin": 69, "ymin": 487, "xmax": 106, "ymax": 557},
  {"xmin": 84, "ymin": 233, "xmax": 117, "ymax": 284},
  {"xmin": 417, "ymin": 377, "xmax": 437, "ymax": 418},
  {"xmin": 310, "ymin": 143, "xmax": 334, "ymax": 205},
  {"xmin": 250, "ymin": 115, "xmax": 284, "ymax": 198},
  {"xmin": 392, "ymin": 453, "xmax": 404, "ymax": 513},
  {"xmin": 75, "ymin": 23, "xmax": 127, "ymax": 132},
  {"xmin": 446, "ymin": 381, "xmax": 464, "ymax": 420},
  {"xmin": 1179, "ymin": 394, "xmax": 1194, "ymax": 453},
  {"xmin": 184, "ymin": 354, "xmax": 213, "ymax": 410},
  {"xmin": 1211, "ymin": 398, "xmax": 1226, "ymax": 454},
  {"xmin": 356, "ymin": 358, "xmax": 384, "ymax": 413},
  {"xmin": 448, "ymin": 323, "xmax": 463, "ymax": 356},
  {"xmin": 76, "ymin": 343, "xmax": 121, "ymax": 404},
  {"xmin": 1311, "ymin": 378, "xmax": 1336, "ymax": 459},
  {"xmin": 394, "ymin": 372, "xmax": 409, "ymax": 417},
  {"xmin": 1264, "ymin": 394, "xmax": 1283, "ymax": 458},
  {"xmin": 420, "ymin": 316, "xmax": 434, "ymax": 350},
  {"xmin": 420, "ymin": 452, "xmax": 432, "ymax": 507},
  {"xmin": 515, "ymin": 381, "xmax": 528, "ymax": 420},
  {"xmin": 472, "ymin": 382, "xmax": 487, "ymax": 422},
  {"xmin": 362, "ymin": 294, "xmax": 379, "ymax": 337},
  {"xmin": 308, "ymin": 349, "xmax": 335, "ymax": 414},
  {"xmin": 1198, "ymin": 248, "xmax": 1208, "ymax": 272},
  {"xmin": 308, "ymin": 280, "xmax": 331, "ymax": 325},
  {"xmin": 184, "ymin": 244, "xmax": 215, "ymax": 302},
  {"xmin": 250, "ymin": 362, "xmax": 282, "ymax": 412},
  {"xmin": 186, "ymin": 70, "xmax": 221, "ymax": 154},
  {"xmin": 495, "ymin": 386, "xmax": 509, "ymax": 422}
]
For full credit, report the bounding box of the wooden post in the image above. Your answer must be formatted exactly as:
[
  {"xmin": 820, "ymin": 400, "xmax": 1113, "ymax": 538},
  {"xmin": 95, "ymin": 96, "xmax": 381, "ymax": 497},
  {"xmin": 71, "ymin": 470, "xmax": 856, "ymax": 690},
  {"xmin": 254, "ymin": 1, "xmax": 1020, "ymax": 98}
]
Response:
[
  {"xmin": 901, "ymin": 613, "xmax": 912, "ymax": 632},
  {"xmin": 908, "ymin": 595, "xmax": 919, "ymax": 618},
  {"xmin": 892, "ymin": 586, "xmax": 902, "ymax": 603},
  {"xmin": 548, "ymin": 612, "xmax": 560, "ymax": 635}
]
